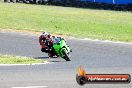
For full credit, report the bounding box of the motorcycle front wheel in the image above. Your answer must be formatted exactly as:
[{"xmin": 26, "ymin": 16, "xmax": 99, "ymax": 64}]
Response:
[{"xmin": 62, "ymin": 50, "xmax": 71, "ymax": 61}]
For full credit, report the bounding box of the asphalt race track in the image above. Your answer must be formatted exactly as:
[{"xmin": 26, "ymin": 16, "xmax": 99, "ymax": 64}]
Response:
[{"xmin": 0, "ymin": 31, "xmax": 132, "ymax": 88}]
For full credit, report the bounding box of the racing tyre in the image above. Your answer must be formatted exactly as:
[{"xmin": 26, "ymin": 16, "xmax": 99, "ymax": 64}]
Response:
[{"xmin": 62, "ymin": 50, "xmax": 71, "ymax": 61}]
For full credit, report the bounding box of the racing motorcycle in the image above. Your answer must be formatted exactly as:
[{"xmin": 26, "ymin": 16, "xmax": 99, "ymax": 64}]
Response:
[{"xmin": 48, "ymin": 37, "xmax": 72, "ymax": 61}]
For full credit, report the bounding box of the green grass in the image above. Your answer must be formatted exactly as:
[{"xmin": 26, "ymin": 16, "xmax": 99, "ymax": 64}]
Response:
[
  {"xmin": 0, "ymin": 55, "xmax": 43, "ymax": 64},
  {"xmin": 0, "ymin": 3, "xmax": 132, "ymax": 42}
]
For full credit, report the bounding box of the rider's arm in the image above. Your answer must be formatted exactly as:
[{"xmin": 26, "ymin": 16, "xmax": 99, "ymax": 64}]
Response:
[
  {"xmin": 39, "ymin": 35, "xmax": 46, "ymax": 45},
  {"xmin": 39, "ymin": 36, "xmax": 42, "ymax": 45}
]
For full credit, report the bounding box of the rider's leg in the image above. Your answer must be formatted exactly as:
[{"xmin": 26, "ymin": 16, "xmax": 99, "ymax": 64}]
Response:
[{"xmin": 41, "ymin": 48, "xmax": 46, "ymax": 52}]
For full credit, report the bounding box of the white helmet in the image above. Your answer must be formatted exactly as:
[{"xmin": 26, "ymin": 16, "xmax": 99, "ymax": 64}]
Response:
[{"xmin": 42, "ymin": 32, "xmax": 49, "ymax": 37}]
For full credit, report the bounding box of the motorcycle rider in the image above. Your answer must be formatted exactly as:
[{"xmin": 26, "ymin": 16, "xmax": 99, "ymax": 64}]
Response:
[
  {"xmin": 39, "ymin": 32, "xmax": 72, "ymax": 57},
  {"xmin": 39, "ymin": 32, "xmax": 53, "ymax": 53}
]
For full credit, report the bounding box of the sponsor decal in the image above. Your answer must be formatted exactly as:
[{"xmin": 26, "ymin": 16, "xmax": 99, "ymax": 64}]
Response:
[{"xmin": 76, "ymin": 66, "xmax": 131, "ymax": 85}]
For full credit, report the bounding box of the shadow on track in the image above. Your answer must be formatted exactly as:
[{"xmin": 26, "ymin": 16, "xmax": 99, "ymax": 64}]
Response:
[
  {"xmin": 33, "ymin": 56, "xmax": 66, "ymax": 63},
  {"xmin": 50, "ymin": 60, "xmax": 66, "ymax": 63},
  {"xmin": 33, "ymin": 56, "xmax": 49, "ymax": 59}
]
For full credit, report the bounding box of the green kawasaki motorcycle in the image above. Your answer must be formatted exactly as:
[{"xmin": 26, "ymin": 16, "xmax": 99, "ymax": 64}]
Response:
[{"xmin": 49, "ymin": 37, "xmax": 72, "ymax": 61}]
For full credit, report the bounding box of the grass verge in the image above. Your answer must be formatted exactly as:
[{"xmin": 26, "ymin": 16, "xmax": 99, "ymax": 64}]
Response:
[
  {"xmin": 0, "ymin": 3, "xmax": 132, "ymax": 42},
  {"xmin": 0, "ymin": 55, "xmax": 43, "ymax": 64}
]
